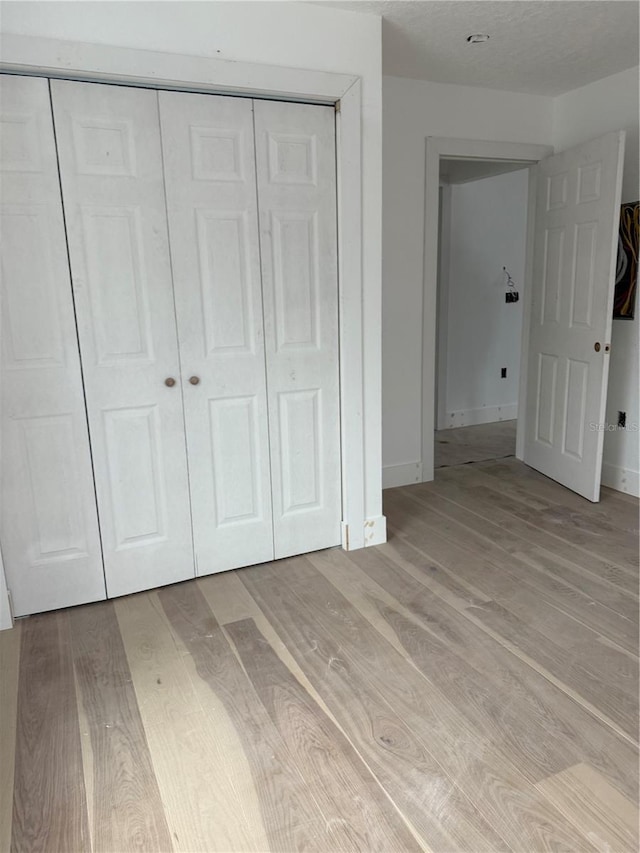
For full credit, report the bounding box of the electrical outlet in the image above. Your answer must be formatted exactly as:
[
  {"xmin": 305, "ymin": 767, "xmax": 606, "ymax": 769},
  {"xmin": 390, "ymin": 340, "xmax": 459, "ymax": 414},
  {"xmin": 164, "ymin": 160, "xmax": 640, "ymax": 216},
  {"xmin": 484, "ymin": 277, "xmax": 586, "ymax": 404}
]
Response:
[
  {"xmin": 618, "ymin": 411, "xmax": 626, "ymax": 428},
  {"xmin": 501, "ymin": 368, "xmax": 507, "ymax": 378}
]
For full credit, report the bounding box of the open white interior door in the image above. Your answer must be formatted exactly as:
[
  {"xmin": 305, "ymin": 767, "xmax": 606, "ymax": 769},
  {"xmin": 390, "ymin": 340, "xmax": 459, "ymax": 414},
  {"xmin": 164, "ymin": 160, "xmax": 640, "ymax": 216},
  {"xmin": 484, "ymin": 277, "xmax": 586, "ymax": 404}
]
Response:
[{"xmin": 523, "ymin": 131, "xmax": 625, "ymax": 501}]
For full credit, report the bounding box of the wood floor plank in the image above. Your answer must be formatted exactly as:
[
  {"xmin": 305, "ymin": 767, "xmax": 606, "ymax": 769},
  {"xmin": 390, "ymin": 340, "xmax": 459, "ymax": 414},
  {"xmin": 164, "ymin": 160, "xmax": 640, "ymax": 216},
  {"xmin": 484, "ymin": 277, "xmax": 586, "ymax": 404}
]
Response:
[
  {"xmin": 480, "ymin": 459, "xmax": 640, "ymax": 536},
  {"xmin": 402, "ymin": 482, "xmax": 639, "ymax": 616},
  {"xmin": 240, "ymin": 562, "xmax": 509, "ymax": 853},
  {"xmin": 392, "ymin": 485, "xmax": 639, "ymax": 701},
  {"xmin": 197, "ymin": 570, "xmax": 338, "ymax": 727},
  {"xmin": 420, "ymin": 481, "xmax": 638, "ymax": 597},
  {"xmin": 473, "ymin": 474, "xmax": 640, "ymax": 560},
  {"xmin": 0, "ymin": 621, "xmax": 20, "ymax": 853},
  {"xmin": 157, "ymin": 580, "xmax": 329, "ymax": 852},
  {"xmin": 572, "ymin": 634, "xmax": 639, "ymax": 691},
  {"xmin": 487, "ymin": 585, "xmax": 639, "ymax": 707},
  {"xmin": 536, "ymin": 763, "xmax": 639, "ymax": 853},
  {"xmin": 343, "ymin": 542, "xmax": 639, "ymax": 803},
  {"xmin": 467, "ymin": 599, "xmax": 638, "ymax": 740},
  {"xmin": 69, "ymin": 601, "xmax": 173, "ymax": 853},
  {"xmin": 11, "ymin": 613, "xmax": 90, "ymax": 853},
  {"xmin": 385, "ymin": 514, "xmax": 638, "ymax": 724},
  {"xmin": 415, "ymin": 475, "xmax": 638, "ymax": 596},
  {"xmin": 74, "ymin": 641, "xmax": 97, "ymax": 853},
  {"xmin": 435, "ymin": 466, "xmax": 638, "ymax": 570},
  {"xmin": 225, "ymin": 616, "xmax": 424, "ymax": 852},
  {"xmin": 380, "ymin": 530, "xmax": 493, "ymax": 607},
  {"xmin": 241, "ymin": 557, "xmax": 601, "ymax": 852},
  {"xmin": 339, "ymin": 543, "xmax": 637, "ymax": 761},
  {"xmin": 312, "ymin": 547, "xmax": 579, "ymax": 782},
  {"xmin": 382, "ymin": 529, "xmax": 493, "ymax": 608},
  {"xmin": 115, "ymin": 591, "xmax": 269, "ymax": 852},
  {"xmin": 382, "ymin": 531, "xmax": 631, "ymax": 671},
  {"xmin": 385, "ymin": 488, "xmax": 638, "ymax": 653}
]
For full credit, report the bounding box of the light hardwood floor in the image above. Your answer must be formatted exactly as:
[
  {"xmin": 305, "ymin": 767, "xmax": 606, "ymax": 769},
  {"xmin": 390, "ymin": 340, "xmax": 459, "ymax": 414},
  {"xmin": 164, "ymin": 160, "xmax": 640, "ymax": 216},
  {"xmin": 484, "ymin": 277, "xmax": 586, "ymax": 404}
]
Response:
[
  {"xmin": 435, "ymin": 420, "xmax": 517, "ymax": 468},
  {"xmin": 1, "ymin": 459, "xmax": 638, "ymax": 852}
]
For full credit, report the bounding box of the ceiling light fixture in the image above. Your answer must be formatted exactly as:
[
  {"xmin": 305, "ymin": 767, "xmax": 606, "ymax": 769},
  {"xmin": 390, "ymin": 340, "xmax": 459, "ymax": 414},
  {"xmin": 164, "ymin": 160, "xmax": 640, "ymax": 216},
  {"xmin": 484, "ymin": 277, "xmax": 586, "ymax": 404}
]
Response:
[{"xmin": 466, "ymin": 34, "xmax": 490, "ymax": 44}]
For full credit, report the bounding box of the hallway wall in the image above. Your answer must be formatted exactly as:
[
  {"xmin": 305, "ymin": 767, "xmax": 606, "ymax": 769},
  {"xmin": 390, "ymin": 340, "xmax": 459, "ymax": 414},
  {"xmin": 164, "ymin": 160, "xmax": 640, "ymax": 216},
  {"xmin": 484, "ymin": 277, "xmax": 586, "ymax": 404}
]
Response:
[{"xmin": 438, "ymin": 168, "xmax": 528, "ymax": 429}]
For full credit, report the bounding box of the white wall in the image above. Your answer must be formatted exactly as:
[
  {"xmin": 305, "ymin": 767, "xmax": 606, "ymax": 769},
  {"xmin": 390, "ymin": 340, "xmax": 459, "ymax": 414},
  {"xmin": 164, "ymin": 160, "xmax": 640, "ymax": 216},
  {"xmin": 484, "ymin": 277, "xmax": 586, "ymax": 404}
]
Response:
[
  {"xmin": 382, "ymin": 74, "xmax": 554, "ymax": 484},
  {"xmin": 0, "ymin": 0, "xmax": 384, "ymax": 522},
  {"xmin": 439, "ymin": 168, "xmax": 528, "ymax": 429},
  {"xmin": 383, "ymin": 68, "xmax": 638, "ymax": 497},
  {"xmin": 554, "ymin": 67, "xmax": 640, "ymax": 496}
]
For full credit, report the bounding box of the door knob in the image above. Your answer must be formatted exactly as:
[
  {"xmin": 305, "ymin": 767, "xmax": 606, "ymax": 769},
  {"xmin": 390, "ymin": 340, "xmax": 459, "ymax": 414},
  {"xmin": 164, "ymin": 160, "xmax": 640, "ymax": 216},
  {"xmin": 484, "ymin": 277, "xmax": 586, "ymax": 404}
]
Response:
[
  {"xmin": 594, "ymin": 342, "xmax": 601, "ymax": 352},
  {"xmin": 165, "ymin": 377, "xmax": 176, "ymax": 387},
  {"xmin": 189, "ymin": 376, "xmax": 200, "ymax": 385}
]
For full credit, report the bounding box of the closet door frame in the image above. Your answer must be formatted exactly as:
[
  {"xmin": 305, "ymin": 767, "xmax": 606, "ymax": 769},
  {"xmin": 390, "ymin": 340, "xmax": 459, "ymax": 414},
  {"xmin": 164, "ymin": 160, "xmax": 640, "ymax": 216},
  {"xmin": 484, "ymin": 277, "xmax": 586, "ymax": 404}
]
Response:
[{"xmin": 0, "ymin": 36, "xmax": 385, "ymax": 627}]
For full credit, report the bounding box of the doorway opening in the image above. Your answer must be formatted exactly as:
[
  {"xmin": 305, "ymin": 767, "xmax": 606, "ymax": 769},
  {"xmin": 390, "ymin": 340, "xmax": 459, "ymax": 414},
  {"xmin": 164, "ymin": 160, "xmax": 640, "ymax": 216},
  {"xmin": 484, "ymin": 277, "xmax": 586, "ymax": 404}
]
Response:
[
  {"xmin": 423, "ymin": 133, "xmax": 626, "ymax": 502},
  {"xmin": 421, "ymin": 137, "xmax": 554, "ymax": 487},
  {"xmin": 434, "ymin": 160, "xmax": 530, "ymax": 471}
]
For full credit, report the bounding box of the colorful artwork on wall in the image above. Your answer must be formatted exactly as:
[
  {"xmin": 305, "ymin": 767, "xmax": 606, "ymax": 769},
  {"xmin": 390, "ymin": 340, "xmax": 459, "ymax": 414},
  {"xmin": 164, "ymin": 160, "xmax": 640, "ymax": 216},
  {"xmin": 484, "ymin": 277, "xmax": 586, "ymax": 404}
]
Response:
[{"xmin": 614, "ymin": 200, "xmax": 639, "ymax": 319}]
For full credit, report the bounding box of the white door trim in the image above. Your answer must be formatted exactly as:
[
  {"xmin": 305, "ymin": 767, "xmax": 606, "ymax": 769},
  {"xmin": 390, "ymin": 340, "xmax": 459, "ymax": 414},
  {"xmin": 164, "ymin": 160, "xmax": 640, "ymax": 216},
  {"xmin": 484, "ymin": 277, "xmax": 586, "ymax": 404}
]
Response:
[
  {"xmin": 0, "ymin": 34, "xmax": 358, "ymax": 102},
  {"xmin": 0, "ymin": 548, "xmax": 13, "ymax": 631},
  {"xmin": 436, "ymin": 183, "xmax": 452, "ymax": 431},
  {"xmin": 0, "ymin": 35, "xmax": 376, "ymax": 626},
  {"xmin": 422, "ymin": 136, "xmax": 554, "ymax": 482}
]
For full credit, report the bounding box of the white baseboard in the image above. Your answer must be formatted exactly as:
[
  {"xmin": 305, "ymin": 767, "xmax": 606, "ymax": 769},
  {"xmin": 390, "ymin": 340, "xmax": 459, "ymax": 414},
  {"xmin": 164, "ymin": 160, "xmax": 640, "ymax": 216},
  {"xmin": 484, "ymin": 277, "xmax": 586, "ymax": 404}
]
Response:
[
  {"xmin": 601, "ymin": 462, "xmax": 640, "ymax": 498},
  {"xmin": 382, "ymin": 461, "xmax": 423, "ymax": 489},
  {"xmin": 443, "ymin": 403, "xmax": 518, "ymax": 429},
  {"xmin": 364, "ymin": 514, "xmax": 387, "ymax": 547}
]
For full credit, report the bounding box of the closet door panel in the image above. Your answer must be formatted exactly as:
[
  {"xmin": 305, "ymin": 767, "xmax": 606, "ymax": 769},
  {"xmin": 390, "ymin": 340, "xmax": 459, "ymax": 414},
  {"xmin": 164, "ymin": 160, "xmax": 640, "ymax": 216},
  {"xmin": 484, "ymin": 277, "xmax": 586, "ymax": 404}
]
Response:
[
  {"xmin": 254, "ymin": 100, "xmax": 341, "ymax": 558},
  {"xmin": 159, "ymin": 91, "xmax": 274, "ymax": 574},
  {"xmin": 0, "ymin": 75, "xmax": 105, "ymax": 615},
  {"xmin": 51, "ymin": 80, "xmax": 194, "ymax": 597}
]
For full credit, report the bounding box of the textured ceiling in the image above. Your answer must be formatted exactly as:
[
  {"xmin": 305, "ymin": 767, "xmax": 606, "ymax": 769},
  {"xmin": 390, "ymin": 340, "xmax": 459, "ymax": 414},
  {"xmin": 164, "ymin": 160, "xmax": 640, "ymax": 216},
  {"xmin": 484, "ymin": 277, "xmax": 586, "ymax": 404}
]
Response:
[{"xmin": 314, "ymin": 1, "xmax": 639, "ymax": 95}]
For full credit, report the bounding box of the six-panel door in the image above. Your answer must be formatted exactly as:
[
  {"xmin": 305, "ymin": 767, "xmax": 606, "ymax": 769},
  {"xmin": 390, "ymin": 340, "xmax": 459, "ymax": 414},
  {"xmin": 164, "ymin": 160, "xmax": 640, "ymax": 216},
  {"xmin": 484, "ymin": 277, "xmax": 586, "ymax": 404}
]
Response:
[
  {"xmin": 159, "ymin": 91, "xmax": 276, "ymax": 574},
  {"xmin": 0, "ymin": 75, "xmax": 106, "ymax": 616},
  {"xmin": 50, "ymin": 80, "xmax": 196, "ymax": 597},
  {"xmin": 254, "ymin": 100, "xmax": 342, "ymax": 558},
  {"xmin": 524, "ymin": 131, "xmax": 625, "ymax": 501}
]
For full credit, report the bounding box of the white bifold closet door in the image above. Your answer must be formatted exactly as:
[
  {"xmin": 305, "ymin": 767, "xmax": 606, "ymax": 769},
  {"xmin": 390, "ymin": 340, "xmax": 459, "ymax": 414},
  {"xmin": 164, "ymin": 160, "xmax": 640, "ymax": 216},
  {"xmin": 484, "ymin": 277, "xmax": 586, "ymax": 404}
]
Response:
[
  {"xmin": 23, "ymin": 80, "xmax": 342, "ymax": 606},
  {"xmin": 158, "ymin": 92, "xmax": 341, "ymax": 572},
  {"xmin": 253, "ymin": 100, "xmax": 341, "ymax": 557},
  {"xmin": 50, "ymin": 80, "xmax": 195, "ymax": 597},
  {"xmin": 0, "ymin": 75, "xmax": 105, "ymax": 616},
  {"xmin": 158, "ymin": 92, "xmax": 275, "ymax": 574}
]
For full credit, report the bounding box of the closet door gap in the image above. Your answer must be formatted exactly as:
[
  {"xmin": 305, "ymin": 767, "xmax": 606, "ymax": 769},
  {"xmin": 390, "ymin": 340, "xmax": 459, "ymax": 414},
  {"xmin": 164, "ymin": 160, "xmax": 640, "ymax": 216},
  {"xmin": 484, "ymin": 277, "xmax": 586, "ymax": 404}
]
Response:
[
  {"xmin": 155, "ymin": 89, "xmax": 197, "ymax": 579},
  {"xmin": 48, "ymin": 77, "xmax": 108, "ymax": 596},
  {"xmin": 250, "ymin": 98, "xmax": 278, "ymax": 559}
]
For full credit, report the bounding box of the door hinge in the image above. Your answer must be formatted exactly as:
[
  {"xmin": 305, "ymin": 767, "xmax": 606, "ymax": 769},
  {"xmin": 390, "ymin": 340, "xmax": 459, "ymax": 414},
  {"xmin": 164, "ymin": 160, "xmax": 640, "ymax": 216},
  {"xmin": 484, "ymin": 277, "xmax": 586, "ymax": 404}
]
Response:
[{"xmin": 335, "ymin": 100, "xmax": 341, "ymax": 114}]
